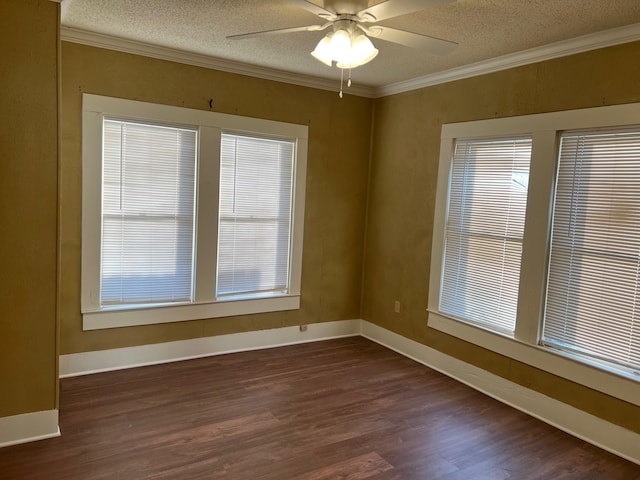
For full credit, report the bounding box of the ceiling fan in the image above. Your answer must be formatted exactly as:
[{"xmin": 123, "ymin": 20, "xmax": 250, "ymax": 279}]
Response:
[{"xmin": 227, "ymin": 0, "xmax": 458, "ymax": 76}]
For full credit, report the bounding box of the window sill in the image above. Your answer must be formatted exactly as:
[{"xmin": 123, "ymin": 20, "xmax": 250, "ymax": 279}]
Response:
[
  {"xmin": 427, "ymin": 310, "xmax": 640, "ymax": 406},
  {"xmin": 82, "ymin": 294, "xmax": 300, "ymax": 331}
]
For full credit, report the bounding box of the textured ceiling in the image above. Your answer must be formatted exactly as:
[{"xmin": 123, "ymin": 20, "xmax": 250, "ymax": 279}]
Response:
[{"xmin": 61, "ymin": 0, "xmax": 640, "ymax": 89}]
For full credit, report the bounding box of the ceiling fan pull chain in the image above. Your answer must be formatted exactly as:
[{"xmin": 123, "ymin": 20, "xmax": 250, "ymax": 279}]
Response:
[
  {"xmin": 348, "ymin": 68, "xmax": 352, "ymax": 87},
  {"xmin": 339, "ymin": 68, "xmax": 344, "ymax": 98}
]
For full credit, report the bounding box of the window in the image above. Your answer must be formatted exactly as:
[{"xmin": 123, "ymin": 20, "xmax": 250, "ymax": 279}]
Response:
[
  {"xmin": 429, "ymin": 104, "xmax": 640, "ymax": 406},
  {"xmin": 82, "ymin": 94, "xmax": 308, "ymax": 330},
  {"xmin": 101, "ymin": 119, "xmax": 197, "ymax": 306},
  {"xmin": 441, "ymin": 137, "xmax": 531, "ymax": 334},
  {"xmin": 217, "ymin": 134, "xmax": 294, "ymax": 298},
  {"xmin": 544, "ymin": 128, "xmax": 640, "ymax": 373}
]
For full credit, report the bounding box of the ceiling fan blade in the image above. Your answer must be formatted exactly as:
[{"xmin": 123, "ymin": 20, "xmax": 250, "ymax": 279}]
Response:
[
  {"xmin": 286, "ymin": 0, "xmax": 337, "ymax": 19},
  {"xmin": 358, "ymin": 0, "xmax": 455, "ymax": 22},
  {"xmin": 227, "ymin": 23, "xmax": 331, "ymax": 40},
  {"xmin": 365, "ymin": 25, "xmax": 457, "ymax": 55}
]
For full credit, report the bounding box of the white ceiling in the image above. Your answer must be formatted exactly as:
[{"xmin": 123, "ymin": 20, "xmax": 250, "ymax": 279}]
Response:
[{"xmin": 60, "ymin": 0, "xmax": 640, "ymax": 95}]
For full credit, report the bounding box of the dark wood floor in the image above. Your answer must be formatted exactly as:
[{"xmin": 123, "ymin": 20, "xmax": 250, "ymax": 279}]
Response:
[{"xmin": 1, "ymin": 337, "xmax": 638, "ymax": 479}]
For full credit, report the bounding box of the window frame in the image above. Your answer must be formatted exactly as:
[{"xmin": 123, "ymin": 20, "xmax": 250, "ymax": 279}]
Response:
[
  {"xmin": 216, "ymin": 132, "xmax": 297, "ymax": 299},
  {"xmin": 81, "ymin": 94, "xmax": 308, "ymax": 330},
  {"xmin": 99, "ymin": 117, "xmax": 198, "ymax": 306},
  {"xmin": 439, "ymin": 135, "xmax": 533, "ymax": 335},
  {"xmin": 429, "ymin": 102, "xmax": 640, "ymax": 406}
]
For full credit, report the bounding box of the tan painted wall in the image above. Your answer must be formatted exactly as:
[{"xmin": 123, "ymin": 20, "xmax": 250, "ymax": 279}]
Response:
[
  {"xmin": 362, "ymin": 42, "xmax": 640, "ymax": 433},
  {"xmin": 0, "ymin": 0, "xmax": 59, "ymax": 417},
  {"xmin": 59, "ymin": 42, "xmax": 372, "ymax": 354}
]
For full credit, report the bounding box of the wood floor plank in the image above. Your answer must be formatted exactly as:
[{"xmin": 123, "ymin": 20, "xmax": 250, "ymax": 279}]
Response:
[
  {"xmin": 292, "ymin": 452, "xmax": 394, "ymax": 480},
  {"xmin": 0, "ymin": 337, "xmax": 638, "ymax": 479}
]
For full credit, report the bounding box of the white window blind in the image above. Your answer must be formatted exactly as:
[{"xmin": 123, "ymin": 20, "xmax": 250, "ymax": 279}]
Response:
[
  {"xmin": 101, "ymin": 119, "xmax": 197, "ymax": 305},
  {"xmin": 440, "ymin": 137, "xmax": 532, "ymax": 333},
  {"xmin": 217, "ymin": 133, "xmax": 294, "ymax": 297},
  {"xmin": 544, "ymin": 128, "xmax": 640, "ymax": 373}
]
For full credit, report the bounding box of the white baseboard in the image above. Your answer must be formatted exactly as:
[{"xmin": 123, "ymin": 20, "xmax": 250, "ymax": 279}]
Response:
[
  {"xmin": 360, "ymin": 320, "xmax": 640, "ymax": 466},
  {"xmin": 59, "ymin": 319, "xmax": 360, "ymax": 377},
  {"xmin": 0, "ymin": 410, "xmax": 60, "ymax": 448}
]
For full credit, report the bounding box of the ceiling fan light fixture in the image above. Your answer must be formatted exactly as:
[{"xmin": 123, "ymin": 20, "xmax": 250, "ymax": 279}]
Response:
[
  {"xmin": 311, "ymin": 28, "xmax": 378, "ymax": 69},
  {"xmin": 336, "ymin": 31, "xmax": 378, "ymax": 69},
  {"xmin": 311, "ymin": 34, "xmax": 333, "ymax": 66},
  {"xmin": 328, "ymin": 28, "xmax": 352, "ymax": 63}
]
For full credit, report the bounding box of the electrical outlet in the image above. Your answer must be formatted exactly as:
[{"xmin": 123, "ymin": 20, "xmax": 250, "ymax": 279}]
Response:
[
  {"xmin": 299, "ymin": 324, "xmax": 308, "ymax": 332},
  {"xmin": 394, "ymin": 301, "xmax": 401, "ymax": 313}
]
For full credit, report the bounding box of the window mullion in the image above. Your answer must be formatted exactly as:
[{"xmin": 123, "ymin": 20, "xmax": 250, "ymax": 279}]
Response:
[
  {"xmin": 193, "ymin": 126, "xmax": 221, "ymax": 303},
  {"xmin": 289, "ymin": 137, "xmax": 307, "ymax": 296},
  {"xmin": 514, "ymin": 130, "xmax": 558, "ymax": 344}
]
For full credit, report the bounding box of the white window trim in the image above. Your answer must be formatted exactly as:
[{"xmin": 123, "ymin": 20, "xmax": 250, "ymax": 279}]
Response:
[
  {"xmin": 81, "ymin": 94, "xmax": 308, "ymax": 330},
  {"xmin": 429, "ymin": 102, "xmax": 640, "ymax": 406}
]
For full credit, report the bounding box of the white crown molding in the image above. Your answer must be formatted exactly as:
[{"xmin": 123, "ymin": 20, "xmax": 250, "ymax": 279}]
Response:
[
  {"xmin": 60, "ymin": 27, "xmax": 375, "ymax": 98},
  {"xmin": 61, "ymin": 23, "xmax": 640, "ymax": 100},
  {"xmin": 375, "ymin": 22, "xmax": 640, "ymax": 97}
]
